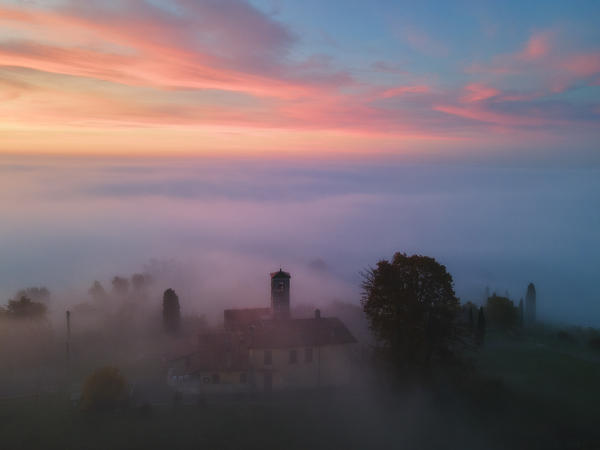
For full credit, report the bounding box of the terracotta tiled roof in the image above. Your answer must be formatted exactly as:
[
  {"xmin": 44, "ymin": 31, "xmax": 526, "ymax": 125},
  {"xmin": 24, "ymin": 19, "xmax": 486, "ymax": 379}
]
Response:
[
  {"xmin": 224, "ymin": 307, "xmax": 272, "ymax": 330},
  {"xmin": 248, "ymin": 317, "xmax": 356, "ymax": 349}
]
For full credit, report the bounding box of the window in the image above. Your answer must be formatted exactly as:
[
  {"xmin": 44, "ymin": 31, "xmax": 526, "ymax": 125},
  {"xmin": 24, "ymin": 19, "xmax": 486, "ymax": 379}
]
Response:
[
  {"xmin": 289, "ymin": 349, "xmax": 297, "ymax": 364},
  {"xmin": 211, "ymin": 373, "xmax": 220, "ymax": 384},
  {"xmin": 305, "ymin": 347, "xmax": 313, "ymax": 363},
  {"xmin": 240, "ymin": 372, "xmax": 247, "ymax": 383},
  {"xmin": 264, "ymin": 349, "xmax": 272, "ymax": 365}
]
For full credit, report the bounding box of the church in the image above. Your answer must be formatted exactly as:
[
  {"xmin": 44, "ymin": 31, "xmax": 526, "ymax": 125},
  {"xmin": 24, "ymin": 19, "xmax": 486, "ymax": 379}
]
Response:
[{"xmin": 166, "ymin": 269, "xmax": 357, "ymax": 394}]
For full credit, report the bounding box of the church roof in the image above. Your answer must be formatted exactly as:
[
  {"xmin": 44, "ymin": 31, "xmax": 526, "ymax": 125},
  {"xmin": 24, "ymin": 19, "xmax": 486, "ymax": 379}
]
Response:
[
  {"xmin": 270, "ymin": 269, "xmax": 291, "ymax": 279},
  {"xmin": 248, "ymin": 317, "xmax": 356, "ymax": 349},
  {"xmin": 224, "ymin": 307, "xmax": 272, "ymax": 330}
]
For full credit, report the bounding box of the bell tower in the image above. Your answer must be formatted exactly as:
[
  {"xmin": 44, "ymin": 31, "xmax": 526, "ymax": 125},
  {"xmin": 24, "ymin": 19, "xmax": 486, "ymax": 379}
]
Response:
[{"xmin": 270, "ymin": 269, "xmax": 291, "ymax": 319}]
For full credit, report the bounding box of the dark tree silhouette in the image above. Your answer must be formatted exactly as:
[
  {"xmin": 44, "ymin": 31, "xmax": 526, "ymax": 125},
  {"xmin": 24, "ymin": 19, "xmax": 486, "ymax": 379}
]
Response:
[
  {"xmin": 468, "ymin": 306, "xmax": 475, "ymax": 333},
  {"xmin": 361, "ymin": 253, "xmax": 462, "ymax": 369},
  {"xmin": 477, "ymin": 306, "xmax": 486, "ymax": 345},
  {"xmin": 111, "ymin": 276, "xmax": 130, "ymax": 297},
  {"xmin": 89, "ymin": 280, "xmax": 107, "ymax": 302},
  {"xmin": 131, "ymin": 273, "xmax": 152, "ymax": 292},
  {"xmin": 518, "ymin": 298, "xmax": 524, "ymax": 327},
  {"xmin": 6, "ymin": 296, "xmax": 47, "ymax": 319},
  {"xmin": 486, "ymin": 294, "xmax": 518, "ymax": 330},
  {"xmin": 14, "ymin": 287, "xmax": 50, "ymax": 304},
  {"xmin": 162, "ymin": 288, "xmax": 181, "ymax": 333},
  {"xmin": 525, "ymin": 282, "xmax": 536, "ymax": 325}
]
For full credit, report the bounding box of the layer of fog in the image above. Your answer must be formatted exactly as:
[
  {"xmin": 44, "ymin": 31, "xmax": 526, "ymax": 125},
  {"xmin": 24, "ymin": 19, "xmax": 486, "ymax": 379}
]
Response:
[{"xmin": 1, "ymin": 155, "xmax": 598, "ymax": 326}]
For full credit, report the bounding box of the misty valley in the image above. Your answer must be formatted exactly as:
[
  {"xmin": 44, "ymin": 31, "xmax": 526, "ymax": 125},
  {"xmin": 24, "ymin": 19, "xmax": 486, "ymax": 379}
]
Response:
[
  {"xmin": 1, "ymin": 0, "xmax": 599, "ymax": 448},
  {"xmin": 1, "ymin": 257, "xmax": 599, "ymax": 450}
]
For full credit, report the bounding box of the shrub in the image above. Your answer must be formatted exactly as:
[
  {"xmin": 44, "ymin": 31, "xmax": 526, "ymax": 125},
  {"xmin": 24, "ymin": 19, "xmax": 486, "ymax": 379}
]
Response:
[{"xmin": 80, "ymin": 366, "xmax": 128, "ymax": 412}]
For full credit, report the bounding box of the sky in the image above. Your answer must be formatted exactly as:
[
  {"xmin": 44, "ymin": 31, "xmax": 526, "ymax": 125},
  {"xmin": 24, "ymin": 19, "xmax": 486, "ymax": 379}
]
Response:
[
  {"xmin": 0, "ymin": 0, "xmax": 598, "ymax": 159},
  {"xmin": 0, "ymin": 1, "xmax": 599, "ymax": 326}
]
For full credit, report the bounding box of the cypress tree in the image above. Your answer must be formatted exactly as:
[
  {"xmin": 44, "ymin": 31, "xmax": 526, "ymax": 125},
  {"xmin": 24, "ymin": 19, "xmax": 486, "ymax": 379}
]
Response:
[
  {"xmin": 477, "ymin": 306, "xmax": 486, "ymax": 345},
  {"xmin": 162, "ymin": 288, "xmax": 181, "ymax": 334}
]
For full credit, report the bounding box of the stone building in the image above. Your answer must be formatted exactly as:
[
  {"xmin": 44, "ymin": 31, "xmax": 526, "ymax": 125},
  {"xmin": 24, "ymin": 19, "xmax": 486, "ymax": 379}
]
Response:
[{"xmin": 166, "ymin": 269, "xmax": 357, "ymax": 394}]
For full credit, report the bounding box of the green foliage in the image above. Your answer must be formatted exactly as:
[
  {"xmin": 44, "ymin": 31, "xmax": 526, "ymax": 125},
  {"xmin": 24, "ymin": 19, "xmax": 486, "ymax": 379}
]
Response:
[
  {"xmin": 361, "ymin": 252, "xmax": 462, "ymax": 369},
  {"xmin": 485, "ymin": 295, "xmax": 518, "ymax": 330},
  {"xmin": 80, "ymin": 367, "xmax": 128, "ymax": 412},
  {"xmin": 162, "ymin": 288, "xmax": 181, "ymax": 333},
  {"xmin": 5, "ymin": 296, "xmax": 47, "ymax": 319}
]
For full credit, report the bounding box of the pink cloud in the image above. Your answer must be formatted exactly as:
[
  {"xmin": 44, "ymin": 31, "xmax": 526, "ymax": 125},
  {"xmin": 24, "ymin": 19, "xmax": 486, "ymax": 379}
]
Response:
[
  {"xmin": 562, "ymin": 52, "xmax": 600, "ymax": 77},
  {"xmin": 518, "ymin": 31, "xmax": 552, "ymax": 61},
  {"xmin": 433, "ymin": 104, "xmax": 559, "ymax": 127},
  {"xmin": 0, "ymin": 3, "xmax": 597, "ymax": 152},
  {"xmin": 466, "ymin": 29, "xmax": 600, "ymax": 99},
  {"xmin": 461, "ymin": 83, "xmax": 501, "ymax": 102},
  {"xmin": 0, "ymin": 1, "xmax": 351, "ymax": 100},
  {"xmin": 379, "ymin": 85, "xmax": 431, "ymax": 99}
]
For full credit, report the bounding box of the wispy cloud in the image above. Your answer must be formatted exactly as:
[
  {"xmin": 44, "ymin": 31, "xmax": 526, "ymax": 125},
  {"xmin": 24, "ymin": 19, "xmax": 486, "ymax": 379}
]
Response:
[{"xmin": 0, "ymin": 3, "xmax": 598, "ymax": 156}]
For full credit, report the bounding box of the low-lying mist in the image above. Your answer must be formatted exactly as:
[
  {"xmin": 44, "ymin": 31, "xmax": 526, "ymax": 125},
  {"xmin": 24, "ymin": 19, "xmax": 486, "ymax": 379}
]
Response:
[{"xmin": 1, "ymin": 155, "xmax": 599, "ymax": 326}]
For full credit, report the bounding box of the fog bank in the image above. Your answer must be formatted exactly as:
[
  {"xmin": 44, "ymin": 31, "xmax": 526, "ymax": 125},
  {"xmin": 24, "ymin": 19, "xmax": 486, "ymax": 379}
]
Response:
[{"xmin": 1, "ymin": 156, "xmax": 598, "ymax": 326}]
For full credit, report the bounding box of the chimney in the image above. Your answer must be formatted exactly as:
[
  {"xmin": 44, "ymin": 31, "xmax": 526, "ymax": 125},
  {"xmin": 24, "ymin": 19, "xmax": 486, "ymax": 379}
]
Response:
[{"xmin": 314, "ymin": 309, "xmax": 321, "ymax": 319}]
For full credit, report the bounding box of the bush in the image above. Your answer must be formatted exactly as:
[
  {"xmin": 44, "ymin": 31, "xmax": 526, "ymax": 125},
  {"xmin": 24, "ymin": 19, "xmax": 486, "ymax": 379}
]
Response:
[{"xmin": 80, "ymin": 366, "xmax": 128, "ymax": 412}]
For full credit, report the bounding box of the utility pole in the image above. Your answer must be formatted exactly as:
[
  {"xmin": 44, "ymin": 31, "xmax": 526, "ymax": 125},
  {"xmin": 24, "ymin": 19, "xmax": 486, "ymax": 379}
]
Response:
[{"xmin": 66, "ymin": 310, "xmax": 71, "ymax": 364}]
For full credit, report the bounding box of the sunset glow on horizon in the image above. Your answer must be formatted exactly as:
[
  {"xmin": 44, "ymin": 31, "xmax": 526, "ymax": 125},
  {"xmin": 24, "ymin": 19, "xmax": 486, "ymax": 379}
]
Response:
[{"xmin": 1, "ymin": 0, "xmax": 598, "ymax": 159}]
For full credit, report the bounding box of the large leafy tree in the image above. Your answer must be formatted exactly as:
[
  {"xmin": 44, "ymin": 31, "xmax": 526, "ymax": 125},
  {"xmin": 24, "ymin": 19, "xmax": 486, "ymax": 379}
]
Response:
[
  {"xmin": 162, "ymin": 288, "xmax": 181, "ymax": 333},
  {"xmin": 361, "ymin": 253, "xmax": 462, "ymax": 368}
]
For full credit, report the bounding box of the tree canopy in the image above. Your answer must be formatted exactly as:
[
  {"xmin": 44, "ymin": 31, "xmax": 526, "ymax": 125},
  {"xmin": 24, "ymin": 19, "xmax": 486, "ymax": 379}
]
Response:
[
  {"xmin": 14, "ymin": 287, "xmax": 50, "ymax": 304},
  {"xmin": 361, "ymin": 252, "xmax": 462, "ymax": 369},
  {"xmin": 111, "ymin": 276, "xmax": 130, "ymax": 297},
  {"xmin": 89, "ymin": 280, "xmax": 107, "ymax": 302},
  {"xmin": 5, "ymin": 296, "xmax": 47, "ymax": 319},
  {"xmin": 162, "ymin": 288, "xmax": 181, "ymax": 334},
  {"xmin": 486, "ymin": 294, "xmax": 518, "ymax": 330}
]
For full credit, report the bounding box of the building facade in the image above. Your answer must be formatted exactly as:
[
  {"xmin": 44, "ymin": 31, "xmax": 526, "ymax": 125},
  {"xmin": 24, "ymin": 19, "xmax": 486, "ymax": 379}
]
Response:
[{"xmin": 167, "ymin": 269, "xmax": 357, "ymax": 394}]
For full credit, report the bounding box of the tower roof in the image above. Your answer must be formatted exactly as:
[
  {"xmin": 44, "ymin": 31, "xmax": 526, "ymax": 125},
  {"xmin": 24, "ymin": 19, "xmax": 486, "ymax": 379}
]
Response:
[{"xmin": 270, "ymin": 269, "xmax": 291, "ymax": 279}]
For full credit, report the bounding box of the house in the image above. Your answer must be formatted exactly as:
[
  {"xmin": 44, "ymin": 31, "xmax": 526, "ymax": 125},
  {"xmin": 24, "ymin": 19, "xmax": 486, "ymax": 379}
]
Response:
[
  {"xmin": 167, "ymin": 269, "xmax": 357, "ymax": 394},
  {"xmin": 247, "ymin": 312, "xmax": 357, "ymax": 391}
]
